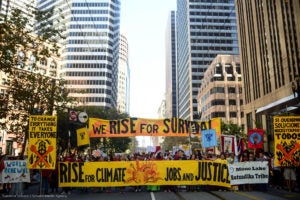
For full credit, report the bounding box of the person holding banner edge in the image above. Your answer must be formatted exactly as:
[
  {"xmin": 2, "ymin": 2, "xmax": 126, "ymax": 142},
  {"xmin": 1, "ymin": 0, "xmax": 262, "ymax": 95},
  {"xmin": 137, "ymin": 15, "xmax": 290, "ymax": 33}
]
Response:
[{"xmin": 283, "ymin": 167, "xmax": 296, "ymax": 192}]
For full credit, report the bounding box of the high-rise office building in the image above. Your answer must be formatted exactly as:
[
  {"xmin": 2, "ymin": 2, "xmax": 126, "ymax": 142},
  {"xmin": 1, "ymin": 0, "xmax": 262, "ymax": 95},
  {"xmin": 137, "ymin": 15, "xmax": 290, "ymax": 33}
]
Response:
[
  {"xmin": 117, "ymin": 32, "xmax": 130, "ymax": 114},
  {"xmin": 0, "ymin": 0, "xmax": 36, "ymax": 30},
  {"xmin": 1, "ymin": 0, "xmax": 26, "ymax": 18},
  {"xmin": 176, "ymin": 0, "xmax": 239, "ymax": 120},
  {"xmin": 197, "ymin": 55, "xmax": 243, "ymax": 126},
  {"xmin": 165, "ymin": 10, "xmax": 177, "ymax": 118},
  {"xmin": 36, "ymin": 0, "xmax": 121, "ymax": 108},
  {"xmin": 235, "ymin": 0, "xmax": 300, "ymax": 150}
]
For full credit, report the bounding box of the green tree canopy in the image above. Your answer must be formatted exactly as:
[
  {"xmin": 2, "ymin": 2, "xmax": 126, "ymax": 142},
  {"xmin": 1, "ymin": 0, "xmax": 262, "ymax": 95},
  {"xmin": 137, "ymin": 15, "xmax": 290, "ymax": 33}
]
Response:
[
  {"xmin": 0, "ymin": 4, "xmax": 64, "ymax": 74},
  {"xmin": 57, "ymin": 106, "xmax": 132, "ymax": 155},
  {"xmin": 0, "ymin": 4, "xmax": 67, "ymax": 156},
  {"xmin": 221, "ymin": 121, "xmax": 245, "ymax": 139}
]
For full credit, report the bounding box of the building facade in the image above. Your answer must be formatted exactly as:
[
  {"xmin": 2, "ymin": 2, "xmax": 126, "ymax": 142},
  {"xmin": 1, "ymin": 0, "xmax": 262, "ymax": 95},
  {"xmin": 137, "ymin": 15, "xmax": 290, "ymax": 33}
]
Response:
[
  {"xmin": 117, "ymin": 32, "xmax": 130, "ymax": 114},
  {"xmin": 37, "ymin": 0, "xmax": 121, "ymax": 108},
  {"xmin": 176, "ymin": 0, "xmax": 239, "ymax": 120},
  {"xmin": 197, "ymin": 55, "xmax": 243, "ymax": 127},
  {"xmin": 235, "ymin": 0, "xmax": 300, "ymax": 151},
  {"xmin": 0, "ymin": 41, "xmax": 61, "ymax": 156},
  {"xmin": 165, "ymin": 10, "xmax": 178, "ymax": 118},
  {"xmin": 0, "ymin": 0, "xmax": 36, "ymax": 27}
]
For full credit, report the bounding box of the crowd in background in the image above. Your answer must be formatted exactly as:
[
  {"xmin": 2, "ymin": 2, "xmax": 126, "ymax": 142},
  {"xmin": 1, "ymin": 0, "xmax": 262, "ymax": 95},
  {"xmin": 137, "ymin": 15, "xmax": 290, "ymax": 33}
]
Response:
[{"xmin": 1, "ymin": 148, "xmax": 300, "ymax": 195}]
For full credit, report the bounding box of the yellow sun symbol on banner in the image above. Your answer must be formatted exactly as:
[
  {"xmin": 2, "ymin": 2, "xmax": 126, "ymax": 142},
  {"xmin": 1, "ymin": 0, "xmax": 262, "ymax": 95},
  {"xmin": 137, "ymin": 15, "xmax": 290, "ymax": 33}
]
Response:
[{"xmin": 125, "ymin": 160, "xmax": 163, "ymax": 184}]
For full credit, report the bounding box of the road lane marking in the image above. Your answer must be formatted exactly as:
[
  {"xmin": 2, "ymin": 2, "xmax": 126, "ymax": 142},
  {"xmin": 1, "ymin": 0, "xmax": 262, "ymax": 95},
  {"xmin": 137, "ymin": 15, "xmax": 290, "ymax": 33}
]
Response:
[{"xmin": 150, "ymin": 192, "xmax": 156, "ymax": 200}]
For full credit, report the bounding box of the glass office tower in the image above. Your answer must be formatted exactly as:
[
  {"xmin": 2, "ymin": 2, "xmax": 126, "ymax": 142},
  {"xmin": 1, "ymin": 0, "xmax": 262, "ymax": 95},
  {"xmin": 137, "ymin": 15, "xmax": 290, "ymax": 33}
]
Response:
[
  {"xmin": 165, "ymin": 10, "xmax": 178, "ymax": 118},
  {"xmin": 176, "ymin": 0, "xmax": 239, "ymax": 120},
  {"xmin": 37, "ymin": 0, "xmax": 121, "ymax": 108}
]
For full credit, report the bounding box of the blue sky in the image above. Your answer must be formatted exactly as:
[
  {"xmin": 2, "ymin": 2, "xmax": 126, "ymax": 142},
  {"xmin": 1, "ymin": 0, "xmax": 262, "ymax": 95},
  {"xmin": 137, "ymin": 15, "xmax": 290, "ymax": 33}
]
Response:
[{"xmin": 120, "ymin": 0, "xmax": 176, "ymax": 119}]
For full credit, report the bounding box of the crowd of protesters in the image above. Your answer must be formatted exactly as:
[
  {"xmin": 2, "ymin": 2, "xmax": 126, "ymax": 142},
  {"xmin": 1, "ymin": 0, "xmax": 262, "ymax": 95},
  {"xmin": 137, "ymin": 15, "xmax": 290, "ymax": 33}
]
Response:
[{"xmin": 1, "ymin": 148, "xmax": 300, "ymax": 195}]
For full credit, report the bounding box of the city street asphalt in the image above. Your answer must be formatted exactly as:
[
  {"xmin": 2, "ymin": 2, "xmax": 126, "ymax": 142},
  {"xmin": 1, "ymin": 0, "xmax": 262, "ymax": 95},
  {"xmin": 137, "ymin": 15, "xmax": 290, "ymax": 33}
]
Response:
[{"xmin": 1, "ymin": 182, "xmax": 300, "ymax": 200}]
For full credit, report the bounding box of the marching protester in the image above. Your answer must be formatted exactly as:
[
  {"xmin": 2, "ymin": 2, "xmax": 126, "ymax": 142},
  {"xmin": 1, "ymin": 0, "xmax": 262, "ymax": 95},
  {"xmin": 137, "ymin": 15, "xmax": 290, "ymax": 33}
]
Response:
[
  {"xmin": 1, "ymin": 146, "xmax": 298, "ymax": 195},
  {"xmin": 227, "ymin": 152, "xmax": 238, "ymax": 191},
  {"xmin": 283, "ymin": 166, "xmax": 297, "ymax": 192},
  {"xmin": 41, "ymin": 169, "xmax": 52, "ymax": 195},
  {"xmin": 271, "ymin": 154, "xmax": 284, "ymax": 190},
  {"xmin": 119, "ymin": 154, "xmax": 128, "ymax": 194},
  {"xmin": 60, "ymin": 152, "xmax": 74, "ymax": 195},
  {"xmin": 146, "ymin": 152, "xmax": 162, "ymax": 192},
  {"xmin": 49, "ymin": 163, "xmax": 59, "ymax": 193},
  {"xmin": 238, "ymin": 149, "xmax": 251, "ymax": 191},
  {"xmin": 186, "ymin": 152, "xmax": 197, "ymax": 192},
  {"xmin": 174, "ymin": 149, "xmax": 187, "ymax": 160},
  {"xmin": 255, "ymin": 150, "xmax": 268, "ymax": 192},
  {"xmin": 296, "ymin": 166, "xmax": 300, "ymax": 193},
  {"xmin": 163, "ymin": 151, "xmax": 173, "ymax": 192}
]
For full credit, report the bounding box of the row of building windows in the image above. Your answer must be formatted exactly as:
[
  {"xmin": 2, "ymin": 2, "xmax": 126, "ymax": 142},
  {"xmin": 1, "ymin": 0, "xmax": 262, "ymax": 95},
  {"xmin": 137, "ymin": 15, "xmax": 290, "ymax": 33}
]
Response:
[
  {"xmin": 68, "ymin": 79, "xmax": 112, "ymax": 86},
  {"xmin": 191, "ymin": 32, "xmax": 234, "ymax": 38},
  {"xmin": 68, "ymin": 39, "xmax": 111, "ymax": 46},
  {"xmin": 192, "ymin": 68, "xmax": 207, "ymax": 73},
  {"xmin": 84, "ymin": 97, "xmax": 111, "ymax": 104},
  {"xmin": 190, "ymin": 18, "xmax": 232, "ymax": 24},
  {"xmin": 69, "ymin": 32, "xmax": 109, "ymax": 37},
  {"xmin": 211, "ymin": 76, "xmax": 242, "ymax": 82},
  {"xmin": 71, "ymin": 17, "xmax": 109, "ymax": 22},
  {"xmin": 66, "ymin": 71, "xmax": 112, "ymax": 78},
  {"xmin": 38, "ymin": 1, "xmax": 54, "ymax": 10},
  {"xmin": 71, "ymin": 9, "xmax": 117, "ymax": 17},
  {"xmin": 211, "ymin": 87, "xmax": 225, "ymax": 93},
  {"xmin": 72, "ymin": 2, "xmax": 108, "ymax": 7},
  {"xmin": 210, "ymin": 87, "xmax": 242, "ymax": 94},
  {"xmin": 89, "ymin": 88, "xmax": 111, "ymax": 95},
  {"xmin": 211, "ymin": 99, "xmax": 238, "ymax": 105},
  {"xmin": 190, "ymin": 25, "xmax": 234, "ymax": 30},
  {"xmin": 192, "ymin": 53, "xmax": 233, "ymax": 59},
  {"xmin": 191, "ymin": 39, "xmax": 234, "ymax": 44},
  {"xmin": 210, "ymin": 111, "xmax": 239, "ymax": 118},
  {"xmin": 71, "ymin": 10, "xmax": 108, "ymax": 15},
  {"xmin": 190, "ymin": 11, "xmax": 235, "ymax": 17},
  {"xmin": 211, "ymin": 99, "xmax": 225, "ymax": 105},
  {"xmin": 211, "ymin": 112, "xmax": 224, "ymax": 118},
  {"xmin": 190, "ymin": 5, "xmax": 232, "ymax": 10},
  {"xmin": 69, "ymin": 23, "xmax": 106, "ymax": 29},
  {"xmin": 214, "ymin": 64, "xmax": 241, "ymax": 73},
  {"xmin": 201, "ymin": 95, "xmax": 243, "ymax": 108},
  {"xmin": 191, "ymin": 52, "xmax": 233, "ymax": 59},
  {"xmin": 66, "ymin": 63, "xmax": 112, "ymax": 70},
  {"xmin": 67, "ymin": 47, "xmax": 112, "ymax": 54},
  {"xmin": 66, "ymin": 55, "xmax": 112, "ymax": 62},
  {"xmin": 111, "ymin": 0, "xmax": 120, "ymax": 4},
  {"xmin": 191, "ymin": 23, "xmax": 235, "ymax": 32},
  {"xmin": 68, "ymin": 88, "xmax": 112, "ymax": 95},
  {"xmin": 70, "ymin": 24, "xmax": 115, "ymax": 31},
  {"xmin": 191, "ymin": 61, "xmax": 211, "ymax": 66},
  {"xmin": 71, "ymin": 17, "xmax": 118, "ymax": 24}
]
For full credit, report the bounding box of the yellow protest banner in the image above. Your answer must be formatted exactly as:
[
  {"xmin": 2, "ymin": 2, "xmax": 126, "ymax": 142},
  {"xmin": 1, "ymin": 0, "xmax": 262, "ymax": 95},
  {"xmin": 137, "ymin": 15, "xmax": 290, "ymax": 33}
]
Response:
[
  {"xmin": 76, "ymin": 127, "xmax": 90, "ymax": 146},
  {"xmin": 273, "ymin": 116, "xmax": 300, "ymax": 167},
  {"xmin": 58, "ymin": 160, "xmax": 230, "ymax": 187},
  {"xmin": 28, "ymin": 115, "xmax": 57, "ymax": 169},
  {"xmin": 89, "ymin": 117, "xmax": 221, "ymax": 137}
]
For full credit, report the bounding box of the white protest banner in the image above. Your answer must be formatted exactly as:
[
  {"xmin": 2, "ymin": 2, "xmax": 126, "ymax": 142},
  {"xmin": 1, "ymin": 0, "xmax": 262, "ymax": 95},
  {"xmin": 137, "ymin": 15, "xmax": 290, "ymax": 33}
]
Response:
[
  {"xmin": 2, "ymin": 160, "xmax": 30, "ymax": 183},
  {"xmin": 228, "ymin": 161, "xmax": 269, "ymax": 185}
]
